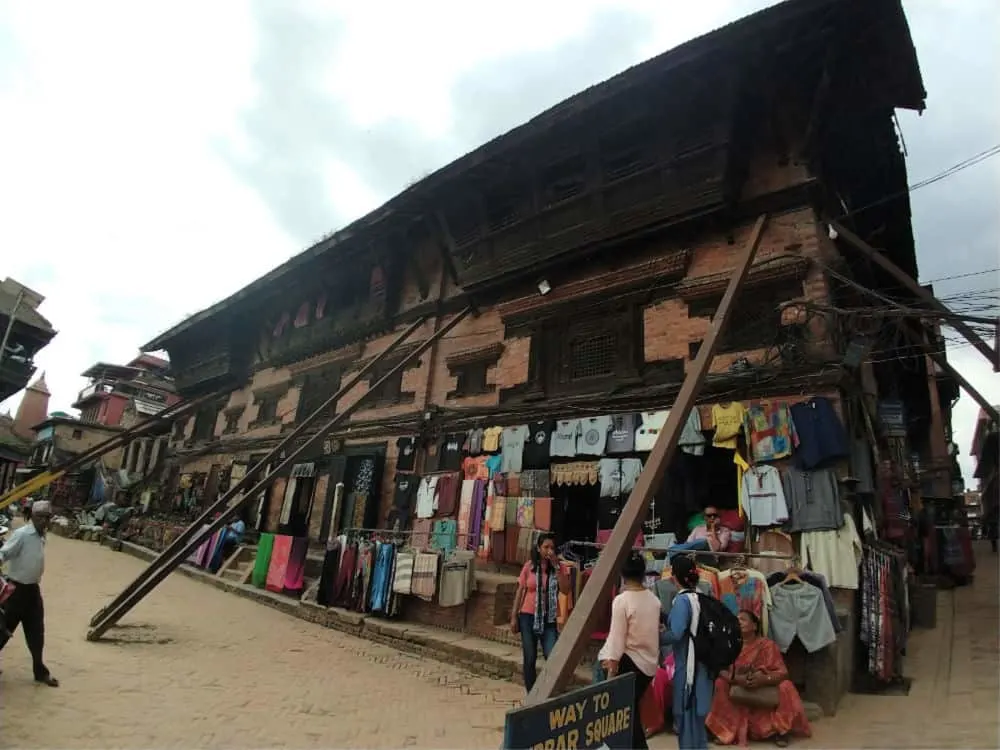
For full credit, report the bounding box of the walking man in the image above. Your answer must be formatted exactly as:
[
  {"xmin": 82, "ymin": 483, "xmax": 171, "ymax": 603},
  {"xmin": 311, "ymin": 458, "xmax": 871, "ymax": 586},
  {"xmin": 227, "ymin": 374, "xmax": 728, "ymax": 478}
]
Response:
[{"xmin": 0, "ymin": 499, "xmax": 59, "ymax": 686}]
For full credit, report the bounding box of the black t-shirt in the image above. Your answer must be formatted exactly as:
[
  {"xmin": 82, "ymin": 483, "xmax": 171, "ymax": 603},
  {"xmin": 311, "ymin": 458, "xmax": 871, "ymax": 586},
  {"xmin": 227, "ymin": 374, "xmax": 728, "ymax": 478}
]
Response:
[
  {"xmin": 396, "ymin": 437, "xmax": 417, "ymax": 472},
  {"xmin": 439, "ymin": 433, "xmax": 465, "ymax": 471},
  {"xmin": 394, "ymin": 474, "xmax": 417, "ymax": 509},
  {"xmin": 522, "ymin": 420, "xmax": 556, "ymax": 469}
]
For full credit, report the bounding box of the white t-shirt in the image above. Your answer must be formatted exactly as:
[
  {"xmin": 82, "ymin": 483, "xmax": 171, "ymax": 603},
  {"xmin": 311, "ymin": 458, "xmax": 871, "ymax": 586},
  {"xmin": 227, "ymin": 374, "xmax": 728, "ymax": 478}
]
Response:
[
  {"xmin": 635, "ymin": 411, "xmax": 669, "ymax": 452},
  {"xmin": 415, "ymin": 476, "xmax": 439, "ymax": 519},
  {"xmin": 577, "ymin": 416, "xmax": 612, "ymax": 456},
  {"xmin": 501, "ymin": 425, "xmax": 531, "ymax": 474},
  {"xmin": 741, "ymin": 465, "xmax": 789, "ymax": 526},
  {"xmin": 550, "ymin": 420, "xmax": 582, "ymax": 458}
]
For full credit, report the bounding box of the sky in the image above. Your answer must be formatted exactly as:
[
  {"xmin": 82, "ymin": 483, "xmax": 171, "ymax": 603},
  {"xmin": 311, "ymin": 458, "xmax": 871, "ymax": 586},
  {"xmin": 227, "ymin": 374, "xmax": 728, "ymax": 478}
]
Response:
[{"xmin": 0, "ymin": 0, "xmax": 997, "ymax": 482}]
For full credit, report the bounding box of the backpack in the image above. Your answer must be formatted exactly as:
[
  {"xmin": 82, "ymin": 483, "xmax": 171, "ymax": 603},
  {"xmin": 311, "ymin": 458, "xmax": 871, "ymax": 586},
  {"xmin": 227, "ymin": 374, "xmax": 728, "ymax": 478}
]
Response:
[{"xmin": 686, "ymin": 592, "xmax": 742, "ymax": 678}]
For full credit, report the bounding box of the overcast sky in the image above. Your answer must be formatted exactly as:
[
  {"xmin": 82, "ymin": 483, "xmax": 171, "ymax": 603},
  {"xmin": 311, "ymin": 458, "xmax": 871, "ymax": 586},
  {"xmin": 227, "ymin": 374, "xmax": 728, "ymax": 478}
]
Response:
[{"xmin": 1, "ymin": 0, "xmax": 997, "ymax": 482}]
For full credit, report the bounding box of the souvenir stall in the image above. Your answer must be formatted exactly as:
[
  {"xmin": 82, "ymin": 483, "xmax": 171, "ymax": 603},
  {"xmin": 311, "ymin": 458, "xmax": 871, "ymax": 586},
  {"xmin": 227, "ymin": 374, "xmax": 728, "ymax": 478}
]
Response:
[{"xmin": 249, "ymin": 531, "xmax": 310, "ymax": 598}]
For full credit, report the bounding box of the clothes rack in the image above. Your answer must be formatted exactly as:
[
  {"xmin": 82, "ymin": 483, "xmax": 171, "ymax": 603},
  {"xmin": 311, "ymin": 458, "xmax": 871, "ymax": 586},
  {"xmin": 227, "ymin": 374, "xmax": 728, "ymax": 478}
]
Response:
[{"xmin": 560, "ymin": 539, "xmax": 797, "ymax": 562}]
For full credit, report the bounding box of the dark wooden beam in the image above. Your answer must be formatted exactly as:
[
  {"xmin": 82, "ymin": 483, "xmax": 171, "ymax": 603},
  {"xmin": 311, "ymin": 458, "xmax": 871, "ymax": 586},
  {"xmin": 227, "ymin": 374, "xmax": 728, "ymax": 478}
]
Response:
[
  {"xmin": 829, "ymin": 219, "xmax": 998, "ymax": 371},
  {"xmin": 432, "ymin": 212, "xmax": 462, "ymax": 286},
  {"xmin": 526, "ymin": 213, "xmax": 768, "ymax": 703},
  {"xmin": 899, "ymin": 322, "xmax": 999, "ymax": 425}
]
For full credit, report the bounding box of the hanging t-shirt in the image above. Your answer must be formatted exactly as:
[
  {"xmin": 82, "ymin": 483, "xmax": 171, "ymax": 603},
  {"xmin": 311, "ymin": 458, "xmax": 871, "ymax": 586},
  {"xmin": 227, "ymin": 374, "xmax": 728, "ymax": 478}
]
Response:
[
  {"xmin": 394, "ymin": 474, "xmax": 417, "ymax": 510},
  {"xmin": 396, "ymin": 437, "xmax": 417, "ymax": 472},
  {"xmin": 415, "ymin": 476, "xmax": 439, "ymax": 519},
  {"xmin": 606, "ymin": 414, "xmax": 639, "ymax": 455},
  {"xmin": 439, "ymin": 433, "xmax": 465, "ymax": 472},
  {"xmin": 712, "ymin": 402, "xmax": 746, "ymax": 450},
  {"xmin": 522, "ymin": 420, "xmax": 556, "ymax": 470},
  {"xmin": 635, "ymin": 411, "xmax": 669, "ymax": 452},
  {"xmin": 577, "ymin": 416, "xmax": 612, "ymax": 456},
  {"xmin": 482, "ymin": 426, "xmax": 503, "ymax": 453},
  {"xmin": 740, "ymin": 464, "xmax": 789, "ymax": 526},
  {"xmin": 501, "ymin": 425, "xmax": 531, "ymax": 474},
  {"xmin": 485, "ymin": 454, "xmax": 503, "ymax": 478},
  {"xmin": 598, "ymin": 458, "xmax": 645, "ymax": 498},
  {"xmin": 423, "ymin": 440, "xmax": 442, "ymax": 473},
  {"xmin": 550, "ymin": 420, "xmax": 582, "ymax": 458},
  {"xmin": 679, "ymin": 408, "xmax": 706, "ymax": 456},
  {"xmin": 465, "ymin": 427, "xmax": 485, "ymax": 455}
]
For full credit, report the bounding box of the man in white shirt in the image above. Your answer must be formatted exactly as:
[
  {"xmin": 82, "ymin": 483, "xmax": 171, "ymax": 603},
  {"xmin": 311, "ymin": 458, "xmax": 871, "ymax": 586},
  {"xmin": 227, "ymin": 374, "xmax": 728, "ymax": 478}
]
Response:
[{"xmin": 0, "ymin": 500, "xmax": 59, "ymax": 686}]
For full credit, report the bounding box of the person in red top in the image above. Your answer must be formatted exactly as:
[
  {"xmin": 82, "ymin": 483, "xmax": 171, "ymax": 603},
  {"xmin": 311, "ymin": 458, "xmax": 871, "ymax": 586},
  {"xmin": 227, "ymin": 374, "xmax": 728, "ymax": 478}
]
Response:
[{"xmin": 509, "ymin": 533, "xmax": 571, "ymax": 692}]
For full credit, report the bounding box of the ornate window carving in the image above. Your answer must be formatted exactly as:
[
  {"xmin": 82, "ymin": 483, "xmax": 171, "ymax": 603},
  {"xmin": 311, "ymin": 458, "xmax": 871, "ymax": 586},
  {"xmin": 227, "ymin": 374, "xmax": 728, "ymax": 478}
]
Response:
[{"xmin": 686, "ymin": 278, "xmax": 804, "ymax": 354}]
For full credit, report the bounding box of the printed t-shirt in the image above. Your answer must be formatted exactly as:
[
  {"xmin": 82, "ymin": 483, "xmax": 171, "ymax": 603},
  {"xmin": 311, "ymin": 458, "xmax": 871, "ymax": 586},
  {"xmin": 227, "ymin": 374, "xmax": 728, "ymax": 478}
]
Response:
[
  {"xmin": 463, "ymin": 456, "xmax": 489, "ymax": 481},
  {"xmin": 712, "ymin": 402, "xmax": 746, "ymax": 449},
  {"xmin": 635, "ymin": 411, "xmax": 669, "ymax": 452},
  {"xmin": 395, "ymin": 437, "xmax": 417, "ymax": 471},
  {"xmin": 598, "ymin": 458, "xmax": 644, "ymax": 498},
  {"xmin": 606, "ymin": 414, "xmax": 638, "ymax": 454},
  {"xmin": 522, "ymin": 420, "xmax": 555, "ymax": 469},
  {"xmin": 550, "ymin": 420, "xmax": 581, "ymax": 458},
  {"xmin": 577, "ymin": 416, "xmax": 612, "ymax": 456},
  {"xmin": 439, "ymin": 433, "xmax": 465, "ymax": 471},
  {"xmin": 466, "ymin": 427, "xmax": 484, "ymax": 455},
  {"xmin": 415, "ymin": 476, "xmax": 439, "ymax": 519},
  {"xmin": 501, "ymin": 425, "xmax": 530, "ymax": 474},
  {"xmin": 482, "ymin": 426, "xmax": 503, "ymax": 453}
]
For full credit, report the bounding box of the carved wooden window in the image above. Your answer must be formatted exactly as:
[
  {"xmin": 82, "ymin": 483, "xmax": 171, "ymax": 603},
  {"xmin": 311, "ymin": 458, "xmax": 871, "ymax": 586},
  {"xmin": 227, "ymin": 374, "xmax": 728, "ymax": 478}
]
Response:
[
  {"xmin": 367, "ymin": 365, "xmax": 406, "ymax": 407},
  {"xmin": 525, "ymin": 307, "xmax": 642, "ymax": 396},
  {"xmin": 370, "ymin": 266, "xmax": 386, "ymax": 305},
  {"xmin": 600, "ymin": 121, "xmax": 657, "ymax": 182},
  {"xmin": 484, "ymin": 186, "xmax": 523, "ymax": 233},
  {"xmin": 541, "ymin": 154, "xmax": 586, "ymax": 207},
  {"xmin": 297, "ymin": 366, "xmax": 341, "ymax": 422},
  {"xmin": 453, "ymin": 362, "xmax": 490, "ymax": 397},
  {"xmin": 172, "ymin": 417, "xmax": 188, "ymax": 440},
  {"xmin": 687, "ymin": 278, "xmax": 803, "ymax": 354},
  {"xmin": 255, "ymin": 394, "xmax": 279, "ymax": 424},
  {"xmin": 223, "ymin": 408, "xmax": 244, "ymax": 434},
  {"xmin": 191, "ymin": 405, "xmax": 219, "ymax": 441}
]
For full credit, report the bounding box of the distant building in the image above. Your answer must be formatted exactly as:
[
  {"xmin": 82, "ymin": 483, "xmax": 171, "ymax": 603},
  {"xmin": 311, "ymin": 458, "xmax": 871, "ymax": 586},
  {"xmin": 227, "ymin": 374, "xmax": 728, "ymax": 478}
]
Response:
[
  {"xmin": 73, "ymin": 353, "xmax": 177, "ymax": 427},
  {"xmin": 0, "ymin": 278, "xmax": 56, "ymax": 404},
  {"xmin": 0, "ymin": 411, "xmax": 30, "ymax": 493},
  {"xmin": 970, "ymin": 406, "xmax": 999, "ymax": 528}
]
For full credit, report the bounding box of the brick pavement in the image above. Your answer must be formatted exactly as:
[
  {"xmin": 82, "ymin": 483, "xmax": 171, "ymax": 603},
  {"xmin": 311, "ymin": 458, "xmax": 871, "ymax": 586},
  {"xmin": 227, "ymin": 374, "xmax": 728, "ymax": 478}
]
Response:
[{"xmin": 1, "ymin": 537, "xmax": 996, "ymax": 748}]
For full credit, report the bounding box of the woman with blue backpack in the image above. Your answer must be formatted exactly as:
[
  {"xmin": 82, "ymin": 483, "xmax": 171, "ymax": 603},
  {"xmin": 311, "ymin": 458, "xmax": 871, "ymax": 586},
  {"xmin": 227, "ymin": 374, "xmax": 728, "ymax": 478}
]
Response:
[{"xmin": 662, "ymin": 555, "xmax": 742, "ymax": 750}]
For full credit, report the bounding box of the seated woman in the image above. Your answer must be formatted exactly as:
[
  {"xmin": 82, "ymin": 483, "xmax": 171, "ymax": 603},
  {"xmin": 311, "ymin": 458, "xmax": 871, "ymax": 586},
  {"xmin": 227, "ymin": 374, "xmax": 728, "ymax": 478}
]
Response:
[{"xmin": 705, "ymin": 611, "xmax": 811, "ymax": 748}]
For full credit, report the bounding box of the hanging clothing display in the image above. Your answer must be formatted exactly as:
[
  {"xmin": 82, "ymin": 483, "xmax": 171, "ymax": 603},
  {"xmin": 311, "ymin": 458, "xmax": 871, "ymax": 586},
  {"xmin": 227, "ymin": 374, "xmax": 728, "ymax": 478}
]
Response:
[
  {"xmin": 521, "ymin": 420, "xmax": 555, "ymax": 469},
  {"xmin": 576, "ymin": 416, "xmax": 612, "ymax": 456},
  {"xmin": 711, "ymin": 402, "xmax": 746, "ymax": 450},
  {"xmin": 316, "ymin": 536, "xmax": 344, "ymax": 606},
  {"xmin": 679, "ymin": 408, "xmax": 706, "ymax": 456},
  {"xmin": 550, "ymin": 461, "xmax": 599, "ymax": 486},
  {"xmin": 598, "ymin": 458, "xmax": 644, "ymax": 498},
  {"xmin": 783, "ymin": 467, "xmax": 842, "ymax": 532},
  {"xmin": 501, "ymin": 425, "xmax": 531, "ymax": 474},
  {"xmin": 282, "ymin": 536, "xmax": 309, "ymax": 594},
  {"xmin": 768, "ymin": 580, "xmax": 837, "ymax": 653},
  {"xmin": 635, "ymin": 411, "xmax": 669, "ymax": 452},
  {"xmin": 743, "ymin": 402, "xmax": 799, "ymax": 462},
  {"xmin": 411, "ymin": 552, "xmax": 440, "ymax": 601},
  {"xmin": 415, "ymin": 476, "xmax": 439, "ymax": 519},
  {"xmin": 740, "ymin": 465, "xmax": 789, "ymax": 527},
  {"xmin": 800, "ymin": 513, "xmax": 863, "ymax": 589},
  {"xmin": 550, "ymin": 420, "xmax": 581, "ymax": 457},
  {"xmin": 266, "ymin": 534, "xmax": 293, "ymax": 593},
  {"xmin": 395, "ymin": 437, "xmax": 417, "ymax": 471},
  {"xmin": 251, "ymin": 533, "xmax": 275, "ymax": 588},
  {"xmin": 789, "ymin": 397, "xmax": 849, "ymax": 469},
  {"xmin": 859, "ymin": 543, "xmax": 909, "ymax": 683},
  {"xmin": 606, "ymin": 414, "xmax": 639, "ymax": 454}
]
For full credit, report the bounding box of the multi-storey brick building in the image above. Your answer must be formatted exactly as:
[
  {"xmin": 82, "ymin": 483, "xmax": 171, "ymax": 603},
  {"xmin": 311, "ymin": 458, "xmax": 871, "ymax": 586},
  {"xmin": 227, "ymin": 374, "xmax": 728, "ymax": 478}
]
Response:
[{"xmin": 140, "ymin": 0, "xmax": 945, "ymax": 702}]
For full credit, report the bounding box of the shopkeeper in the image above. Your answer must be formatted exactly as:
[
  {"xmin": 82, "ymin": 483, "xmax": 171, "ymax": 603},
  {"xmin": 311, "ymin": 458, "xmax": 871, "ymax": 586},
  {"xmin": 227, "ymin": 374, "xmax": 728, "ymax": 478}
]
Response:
[{"xmin": 689, "ymin": 506, "xmax": 731, "ymax": 551}]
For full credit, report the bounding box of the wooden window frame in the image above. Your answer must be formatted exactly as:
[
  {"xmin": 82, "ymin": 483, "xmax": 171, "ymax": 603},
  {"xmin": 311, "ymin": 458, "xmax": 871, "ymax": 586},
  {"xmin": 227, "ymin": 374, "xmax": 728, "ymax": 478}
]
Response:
[{"xmin": 296, "ymin": 366, "xmax": 342, "ymax": 423}]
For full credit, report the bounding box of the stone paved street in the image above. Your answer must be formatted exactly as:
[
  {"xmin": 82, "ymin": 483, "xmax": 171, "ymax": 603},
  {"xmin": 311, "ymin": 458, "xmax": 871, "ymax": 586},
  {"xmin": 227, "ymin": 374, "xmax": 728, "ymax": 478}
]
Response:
[{"xmin": 1, "ymin": 536, "xmax": 997, "ymax": 748}]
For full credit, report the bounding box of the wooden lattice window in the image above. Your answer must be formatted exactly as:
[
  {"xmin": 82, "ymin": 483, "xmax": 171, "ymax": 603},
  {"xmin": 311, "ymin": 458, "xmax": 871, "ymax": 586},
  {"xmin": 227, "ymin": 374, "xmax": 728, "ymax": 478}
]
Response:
[
  {"xmin": 297, "ymin": 366, "xmax": 341, "ymax": 422},
  {"xmin": 191, "ymin": 405, "xmax": 219, "ymax": 441},
  {"xmin": 254, "ymin": 394, "xmax": 279, "ymax": 424},
  {"xmin": 541, "ymin": 154, "xmax": 587, "ymax": 207},
  {"xmin": 569, "ymin": 333, "xmax": 617, "ymax": 380}
]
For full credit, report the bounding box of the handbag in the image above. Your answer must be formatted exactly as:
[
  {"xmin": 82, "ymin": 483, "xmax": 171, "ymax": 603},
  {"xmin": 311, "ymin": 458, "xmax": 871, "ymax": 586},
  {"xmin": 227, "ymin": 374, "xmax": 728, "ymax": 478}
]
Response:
[{"xmin": 730, "ymin": 685, "xmax": 780, "ymax": 709}]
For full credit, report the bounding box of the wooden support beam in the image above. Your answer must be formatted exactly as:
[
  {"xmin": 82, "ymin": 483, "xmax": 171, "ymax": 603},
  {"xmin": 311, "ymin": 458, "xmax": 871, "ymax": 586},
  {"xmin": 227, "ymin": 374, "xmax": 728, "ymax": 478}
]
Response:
[
  {"xmin": 829, "ymin": 219, "xmax": 998, "ymax": 370},
  {"xmin": 87, "ymin": 314, "xmax": 430, "ymax": 629},
  {"xmin": 526, "ymin": 214, "xmax": 769, "ymax": 703},
  {"xmin": 899, "ymin": 322, "xmax": 1000, "ymax": 425},
  {"xmin": 86, "ymin": 309, "xmax": 472, "ymax": 642}
]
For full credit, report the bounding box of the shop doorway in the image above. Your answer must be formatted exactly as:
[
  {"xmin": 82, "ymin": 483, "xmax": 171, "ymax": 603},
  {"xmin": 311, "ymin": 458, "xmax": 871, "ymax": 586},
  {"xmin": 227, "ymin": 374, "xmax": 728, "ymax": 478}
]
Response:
[
  {"xmin": 553, "ymin": 483, "xmax": 600, "ymax": 547},
  {"xmin": 282, "ymin": 474, "xmax": 316, "ymax": 538}
]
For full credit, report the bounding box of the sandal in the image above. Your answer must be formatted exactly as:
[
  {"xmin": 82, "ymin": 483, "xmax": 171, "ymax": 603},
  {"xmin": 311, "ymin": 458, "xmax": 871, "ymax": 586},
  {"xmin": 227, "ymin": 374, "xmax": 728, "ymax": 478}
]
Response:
[
  {"xmin": 35, "ymin": 675, "xmax": 59, "ymax": 687},
  {"xmin": 775, "ymin": 736, "xmax": 789, "ymax": 747}
]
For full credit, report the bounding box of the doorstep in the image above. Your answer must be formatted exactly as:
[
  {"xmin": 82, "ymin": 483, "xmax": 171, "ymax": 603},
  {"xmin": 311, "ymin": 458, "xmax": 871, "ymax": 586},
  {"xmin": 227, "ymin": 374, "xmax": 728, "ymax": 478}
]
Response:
[{"xmin": 106, "ymin": 537, "xmax": 591, "ymax": 687}]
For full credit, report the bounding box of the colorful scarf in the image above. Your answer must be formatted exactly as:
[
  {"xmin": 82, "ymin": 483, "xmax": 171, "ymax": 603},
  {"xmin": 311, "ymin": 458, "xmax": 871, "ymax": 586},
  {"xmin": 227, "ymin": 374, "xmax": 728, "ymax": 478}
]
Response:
[{"xmin": 533, "ymin": 562, "xmax": 559, "ymax": 635}]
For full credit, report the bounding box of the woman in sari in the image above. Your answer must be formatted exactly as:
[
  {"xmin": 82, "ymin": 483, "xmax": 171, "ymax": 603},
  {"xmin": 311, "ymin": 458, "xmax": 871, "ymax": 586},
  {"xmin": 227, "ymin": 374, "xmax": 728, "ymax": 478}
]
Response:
[{"xmin": 705, "ymin": 611, "xmax": 811, "ymax": 747}]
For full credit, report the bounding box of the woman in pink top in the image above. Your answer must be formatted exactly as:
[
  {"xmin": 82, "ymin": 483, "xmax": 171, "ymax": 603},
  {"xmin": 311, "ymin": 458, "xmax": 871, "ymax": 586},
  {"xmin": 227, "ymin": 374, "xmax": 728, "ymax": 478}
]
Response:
[
  {"xmin": 598, "ymin": 552, "xmax": 660, "ymax": 750},
  {"xmin": 509, "ymin": 534, "xmax": 571, "ymax": 692}
]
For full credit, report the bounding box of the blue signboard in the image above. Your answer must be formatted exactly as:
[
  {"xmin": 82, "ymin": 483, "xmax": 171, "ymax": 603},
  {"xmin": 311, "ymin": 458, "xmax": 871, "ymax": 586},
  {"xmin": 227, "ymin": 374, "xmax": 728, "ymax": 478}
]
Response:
[{"xmin": 503, "ymin": 673, "xmax": 636, "ymax": 750}]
